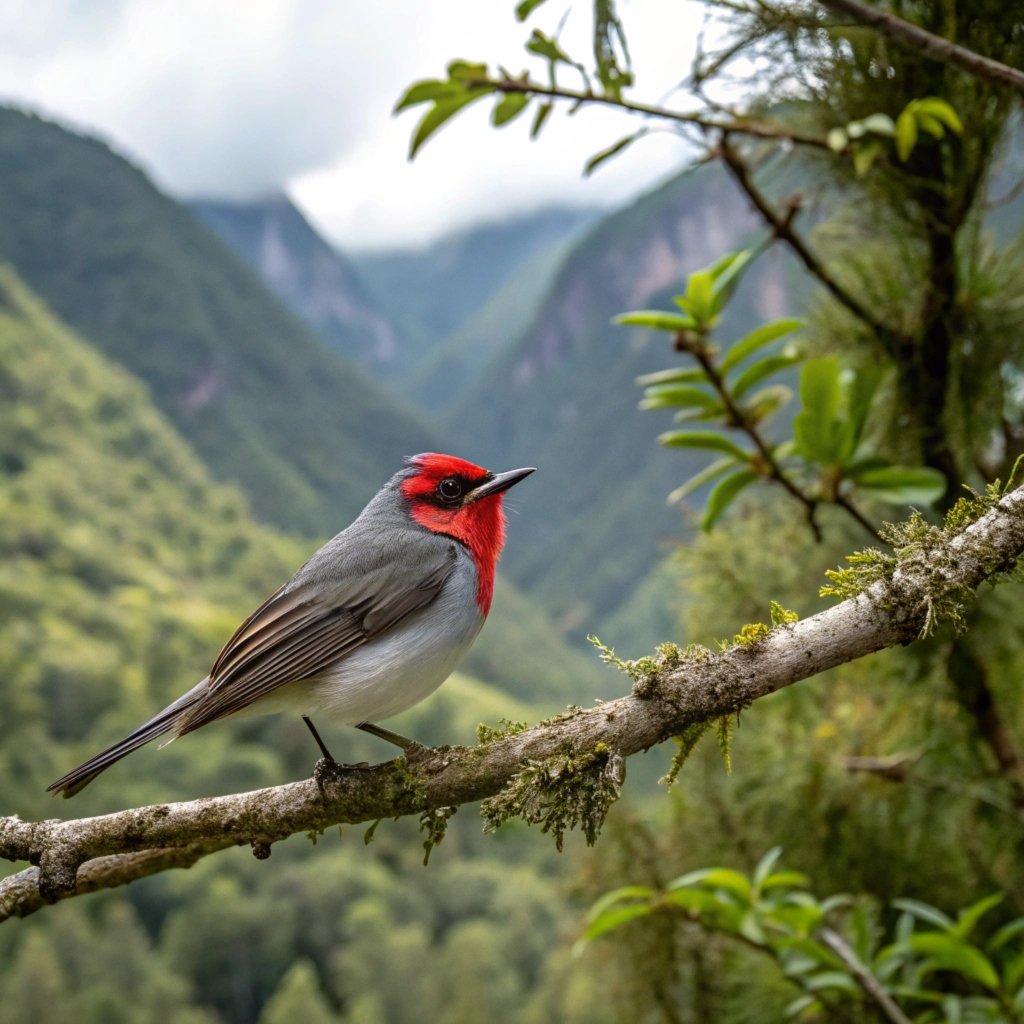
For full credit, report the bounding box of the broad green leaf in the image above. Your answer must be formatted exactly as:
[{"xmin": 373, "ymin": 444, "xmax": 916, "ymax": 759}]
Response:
[
  {"xmin": 793, "ymin": 359, "xmax": 843, "ymax": 462},
  {"xmin": 679, "ymin": 269, "xmax": 716, "ymax": 325},
  {"xmin": 658, "ymin": 431, "xmax": 750, "ymax": 461},
  {"xmin": 409, "ymin": 89, "xmax": 491, "ymax": 158},
  {"xmin": 954, "ymin": 894, "xmax": 1004, "ymax": 941},
  {"xmin": 530, "ymin": 101, "xmax": 552, "ymax": 138},
  {"xmin": 720, "ymin": 318, "xmax": 802, "ymax": 373},
  {"xmin": 896, "ymin": 108, "xmax": 918, "ymax": 161},
  {"xmin": 906, "ymin": 933, "xmax": 1001, "ymax": 992},
  {"xmin": 914, "ymin": 97, "xmax": 964, "ymax": 134},
  {"xmin": 515, "ymin": 0, "xmax": 549, "ymax": 20},
  {"xmin": 776, "ymin": 937, "xmax": 846, "ymax": 971},
  {"xmin": 395, "ymin": 79, "xmax": 463, "ymax": 111},
  {"xmin": 668, "ymin": 867, "xmax": 753, "ymax": 900},
  {"xmin": 731, "ymin": 351, "xmax": 801, "ymax": 399},
  {"xmin": 639, "ymin": 384, "xmax": 719, "ymax": 411},
  {"xmin": 702, "ymin": 469, "xmax": 760, "ymax": 530},
  {"xmin": 616, "ymin": 310, "xmax": 695, "ymax": 332},
  {"xmin": 636, "ymin": 366, "xmax": 709, "ymax": 387},
  {"xmin": 587, "ymin": 885, "xmax": 655, "ymax": 920},
  {"xmin": 739, "ymin": 911, "xmax": 768, "ymax": 945},
  {"xmin": 492, "ymin": 91, "xmax": 530, "ymax": 127},
  {"xmin": 843, "ymin": 363, "xmax": 883, "ymax": 458},
  {"xmin": 752, "ymin": 847, "xmax": 784, "ymax": 890},
  {"xmin": 584, "ymin": 131, "xmax": 645, "ymax": 176},
  {"xmin": 668, "ymin": 457, "xmax": 740, "ymax": 504},
  {"xmin": 852, "ymin": 465, "xmax": 947, "ymax": 505},
  {"xmin": 583, "ymin": 903, "xmax": 653, "ymax": 940}
]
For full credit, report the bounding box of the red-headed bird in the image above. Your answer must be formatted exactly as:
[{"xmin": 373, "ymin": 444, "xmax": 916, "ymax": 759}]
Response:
[{"xmin": 49, "ymin": 454, "xmax": 534, "ymax": 797}]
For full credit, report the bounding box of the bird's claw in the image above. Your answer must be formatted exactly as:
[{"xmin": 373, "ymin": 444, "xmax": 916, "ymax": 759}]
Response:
[
  {"xmin": 399, "ymin": 741, "xmax": 432, "ymax": 765},
  {"xmin": 313, "ymin": 756, "xmax": 373, "ymax": 793}
]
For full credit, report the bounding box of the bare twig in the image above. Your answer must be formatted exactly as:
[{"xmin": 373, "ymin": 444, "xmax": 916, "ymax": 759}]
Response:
[
  {"xmin": 818, "ymin": 0, "xmax": 1024, "ymax": 97},
  {"xmin": 819, "ymin": 927, "xmax": 914, "ymax": 1024},
  {"xmin": 3, "ymin": 484, "xmax": 1024, "ymax": 920}
]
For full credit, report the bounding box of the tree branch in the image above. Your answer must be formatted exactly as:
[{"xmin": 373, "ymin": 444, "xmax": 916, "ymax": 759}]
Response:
[
  {"xmin": 477, "ymin": 76, "xmax": 833, "ymax": 150},
  {"xmin": 819, "ymin": 927, "xmax": 914, "ymax": 1024},
  {"xmin": 3, "ymin": 484, "xmax": 1024, "ymax": 921},
  {"xmin": 717, "ymin": 137, "xmax": 913, "ymax": 360},
  {"xmin": 818, "ymin": 0, "xmax": 1024, "ymax": 97}
]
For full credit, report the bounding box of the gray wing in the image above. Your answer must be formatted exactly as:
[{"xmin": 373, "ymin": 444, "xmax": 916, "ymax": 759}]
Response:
[{"xmin": 174, "ymin": 536, "xmax": 458, "ymax": 733}]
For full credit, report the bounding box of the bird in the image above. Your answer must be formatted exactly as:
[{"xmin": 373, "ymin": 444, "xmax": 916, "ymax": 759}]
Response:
[{"xmin": 48, "ymin": 453, "xmax": 534, "ymax": 797}]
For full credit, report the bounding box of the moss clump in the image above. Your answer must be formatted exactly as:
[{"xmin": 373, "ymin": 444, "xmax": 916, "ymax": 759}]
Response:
[
  {"xmin": 589, "ymin": 635, "xmax": 711, "ymax": 698},
  {"xmin": 481, "ymin": 744, "xmax": 625, "ymax": 850},
  {"xmin": 476, "ymin": 718, "xmax": 529, "ymax": 744},
  {"xmin": 821, "ymin": 477, "xmax": 1024, "ymax": 637},
  {"xmin": 662, "ymin": 712, "xmax": 739, "ymax": 786},
  {"xmin": 419, "ymin": 806, "xmax": 456, "ymax": 866}
]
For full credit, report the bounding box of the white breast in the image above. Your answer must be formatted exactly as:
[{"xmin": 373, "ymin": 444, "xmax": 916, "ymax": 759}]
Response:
[{"xmin": 256, "ymin": 549, "xmax": 485, "ymax": 725}]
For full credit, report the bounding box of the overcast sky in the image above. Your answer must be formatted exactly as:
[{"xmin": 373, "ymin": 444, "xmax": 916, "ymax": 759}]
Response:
[{"xmin": 0, "ymin": 1, "xmax": 708, "ymax": 250}]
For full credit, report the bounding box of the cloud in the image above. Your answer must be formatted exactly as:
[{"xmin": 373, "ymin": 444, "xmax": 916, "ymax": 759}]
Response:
[{"xmin": 0, "ymin": 0, "xmax": 709, "ymax": 246}]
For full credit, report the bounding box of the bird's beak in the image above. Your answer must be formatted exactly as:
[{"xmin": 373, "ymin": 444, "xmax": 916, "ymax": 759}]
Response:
[{"xmin": 465, "ymin": 466, "xmax": 536, "ymax": 503}]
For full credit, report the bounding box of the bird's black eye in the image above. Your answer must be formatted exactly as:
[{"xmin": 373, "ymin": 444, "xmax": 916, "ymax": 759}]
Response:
[{"xmin": 437, "ymin": 477, "xmax": 463, "ymax": 503}]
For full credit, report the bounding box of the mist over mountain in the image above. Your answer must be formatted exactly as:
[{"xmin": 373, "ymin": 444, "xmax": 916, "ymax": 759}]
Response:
[{"xmin": 0, "ymin": 107, "xmax": 434, "ymax": 539}]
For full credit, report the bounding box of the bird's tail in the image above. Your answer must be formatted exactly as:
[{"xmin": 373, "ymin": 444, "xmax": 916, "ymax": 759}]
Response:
[{"xmin": 47, "ymin": 679, "xmax": 208, "ymax": 798}]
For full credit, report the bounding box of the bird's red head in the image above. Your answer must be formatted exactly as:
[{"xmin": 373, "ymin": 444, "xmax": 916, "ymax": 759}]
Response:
[{"xmin": 400, "ymin": 454, "xmax": 535, "ymax": 615}]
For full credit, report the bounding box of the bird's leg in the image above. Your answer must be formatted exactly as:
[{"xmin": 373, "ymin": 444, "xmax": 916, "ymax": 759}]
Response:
[
  {"xmin": 356, "ymin": 721, "xmax": 425, "ymax": 755},
  {"xmin": 303, "ymin": 715, "xmax": 336, "ymax": 762}
]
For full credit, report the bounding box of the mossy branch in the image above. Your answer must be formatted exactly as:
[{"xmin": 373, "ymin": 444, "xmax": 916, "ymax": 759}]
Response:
[{"xmin": 3, "ymin": 483, "xmax": 1024, "ymax": 921}]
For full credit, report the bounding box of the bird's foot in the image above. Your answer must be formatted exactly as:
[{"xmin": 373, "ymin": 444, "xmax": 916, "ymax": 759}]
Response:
[{"xmin": 313, "ymin": 755, "xmax": 373, "ymax": 794}]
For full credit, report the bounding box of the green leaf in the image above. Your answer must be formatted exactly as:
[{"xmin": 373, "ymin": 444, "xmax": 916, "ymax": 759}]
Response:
[
  {"xmin": 667, "ymin": 457, "xmax": 739, "ymax": 504},
  {"xmin": 892, "ymin": 899, "xmax": 955, "ymax": 932},
  {"xmin": 915, "ymin": 111, "xmax": 946, "ymax": 138},
  {"xmin": 583, "ymin": 903, "xmax": 653, "ymax": 940},
  {"xmin": 853, "ymin": 139, "xmax": 883, "ymax": 177},
  {"xmin": 639, "ymin": 384, "xmax": 719, "ymax": 411},
  {"xmin": 843, "ymin": 364, "xmax": 883, "ymax": 459},
  {"xmin": 803, "ymin": 972, "xmax": 859, "ymax": 994},
  {"xmin": 860, "ymin": 112, "xmax": 896, "ymax": 137},
  {"xmin": 658, "ymin": 431, "xmax": 750, "ymax": 461},
  {"xmin": 394, "ymin": 79, "xmax": 463, "ymax": 112},
  {"xmin": 636, "ymin": 366, "xmax": 709, "ymax": 387},
  {"xmin": 743, "ymin": 384, "xmax": 792, "ymax": 424},
  {"xmin": 515, "ymin": 0, "xmax": 549, "ymax": 20},
  {"xmin": 669, "ymin": 867, "xmax": 753, "ymax": 901},
  {"xmin": 492, "ymin": 91, "xmax": 530, "ymax": 127},
  {"xmin": 682, "ymin": 269, "xmax": 716, "ymax": 325},
  {"xmin": 793, "ymin": 359, "xmax": 843, "ymax": 462},
  {"xmin": 720, "ymin": 318, "xmax": 802, "ymax": 373},
  {"xmin": 731, "ymin": 351, "xmax": 801, "ymax": 399},
  {"xmin": 408, "ymin": 88, "xmax": 491, "ymax": 158},
  {"xmin": 530, "ymin": 101, "xmax": 552, "ymax": 139},
  {"xmin": 448, "ymin": 59, "xmax": 488, "ymax": 81},
  {"xmin": 914, "ymin": 97, "xmax": 963, "ymax": 134},
  {"xmin": 702, "ymin": 469, "xmax": 759, "ymax": 530},
  {"xmin": 587, "ymin": 885, "xmax": 655, "ymax": 921},
  {"xmin": 896, "ymin": 107, "xmax": 919, "ymax": 161},
  {"xmin": 851, "ymin": 466, "xmax": 947, "ymax": 505},
  {"xmin": 525, "ymin": 29, "xmax": 572, "ymax": 64},
  {"xmin": 954, "ymin": 894, "xmax": 1003, "ymax": 941},
  {"xmin": 585, "ymin": 131, "xmax": 647, "ymax": 176},
  {"xmin": 906, "ymin": 933, "xmax": 1001, "ymax": 992},
  {"xmin": 784, "ymin": 994, "xmax": 821, "ymax": 1019},
  {"xmin": 761, "ymin": 870, "xmax": 812, "ymax": 891},
  {"xmin": 616, "ymin": 310, "xmax": 695, "ymax": 332},
  {"xmin": 709, "ymin": 247, "xmax": 759, "ymax": 314},
  {"xmin": 752, "ymin": 847, "xmax": 784, "ymax": 890},
  {"xmin": 988, "ymin": 918, "xmax": 1024, "ymax": 953}
]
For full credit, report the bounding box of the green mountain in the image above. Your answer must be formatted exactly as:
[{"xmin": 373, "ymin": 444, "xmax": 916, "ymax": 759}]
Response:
[
  {"xmin": 0, "ymin": 106, "xmax": 434, "ymax": 539},
  {"xmin": 353, "ymin": 206, "xmax": 597, "ymax": 389},
  {"xmin": 190, "ymin": 195, "xmax": 404, "ymax": 379}
]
